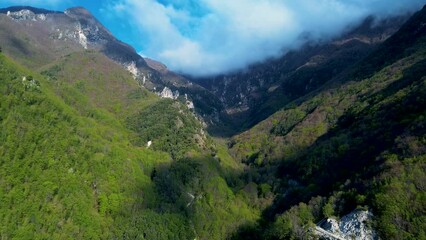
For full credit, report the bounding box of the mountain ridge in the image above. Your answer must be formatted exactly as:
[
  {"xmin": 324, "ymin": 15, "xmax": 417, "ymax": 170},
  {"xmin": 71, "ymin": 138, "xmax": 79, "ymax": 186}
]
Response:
[
  {"xmin": 190, "ymin": 13, "xmax": 412, "ymax": 134},
  {"xmin": 0, "ymin": 22, "xmax": 256, "ymax": 240},
  {"xmin": 1, "ymin": 5, "xmax": 415, "ymax": 136},
  {"xmin": 0, "ymin": 3, "xmax": 425, "ymax": 240},
  {"xmin": 0, "ymin": 5, "xmax": 225, "ymax": 126},
  {"xmin": 226, "ymin": 5, "xmax": 426, "ymax": 239}
]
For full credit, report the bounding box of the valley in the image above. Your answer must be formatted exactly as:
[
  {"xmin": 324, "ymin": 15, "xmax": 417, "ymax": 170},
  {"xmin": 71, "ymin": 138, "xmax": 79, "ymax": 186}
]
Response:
[{"xmin": 0, "ymin": 4, "xmax": 425, "ymax": 240}]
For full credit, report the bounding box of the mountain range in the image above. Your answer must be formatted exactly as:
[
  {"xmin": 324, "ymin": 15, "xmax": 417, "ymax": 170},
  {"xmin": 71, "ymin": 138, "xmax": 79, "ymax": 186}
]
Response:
[{"xmin": 0, "ymin": 4, "xmax": 425, "ymax": 240}]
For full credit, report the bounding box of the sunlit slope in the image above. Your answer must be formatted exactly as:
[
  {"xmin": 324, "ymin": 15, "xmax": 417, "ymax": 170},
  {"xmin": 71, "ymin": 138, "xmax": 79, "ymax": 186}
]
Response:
[{"xmin": 0, "ymin": 50, "xmax": 257, "ymax": 239}]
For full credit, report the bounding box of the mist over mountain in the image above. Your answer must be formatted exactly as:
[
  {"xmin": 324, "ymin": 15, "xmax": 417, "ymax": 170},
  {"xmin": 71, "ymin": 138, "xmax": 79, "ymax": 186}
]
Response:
[
  {"xmin": 190, "ymin": 13, "xmax": 412, "ymax": 134},
  {"xmin": 106, "ymin": 0, "xmax": 426, "ymax": 76},
  {"xmin": 0, "ymin": 2, "xmax": 425, "ymax": 240}
]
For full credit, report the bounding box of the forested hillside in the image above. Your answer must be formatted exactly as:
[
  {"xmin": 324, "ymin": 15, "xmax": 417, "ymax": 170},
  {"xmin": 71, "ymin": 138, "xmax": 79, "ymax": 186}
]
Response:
[
  {"xmin": 0, "ymin": 4, "xmax": 425, "ymax": 240},
  {"xmin": 228, "ymin": 6, "xmax": 426, "ymax": 239},
  {"xmin": 0, "ymin": 50, "xmax": 257, "ymax": 239}
]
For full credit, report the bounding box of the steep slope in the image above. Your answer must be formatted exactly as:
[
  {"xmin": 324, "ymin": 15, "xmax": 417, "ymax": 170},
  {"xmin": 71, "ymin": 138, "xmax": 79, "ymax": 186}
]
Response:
[
  {"xmin": 0, "ymin": 51, "xmax": 168, "ymax": 239},
  {"xmin": 0, "ymin": 6, "xmax": 224, "ymax": 123},
  {"xmin": 227, "ymin": 6, "xmax": 426, "ymax": 239},
  {"xmin": 0, "ymin": 39, "xmax": 256, "ymax": 240},
  {"xmin": 0, "ymin": 6, "xmax": 146, "ymax": 69},
  {"xmin": 40, "ymin": 51, "xmax": 157, "ymax": 115},
  {"xmin": 1, "ymin": 3, "xmax": 425, "ymax": 240},
  {"xmin": 37, "ymin": 50, "xmax": 219, "ymax": 163},
  {"xmin": 192, "ymin": 15, "xmax": 410, "ymax": 133}
]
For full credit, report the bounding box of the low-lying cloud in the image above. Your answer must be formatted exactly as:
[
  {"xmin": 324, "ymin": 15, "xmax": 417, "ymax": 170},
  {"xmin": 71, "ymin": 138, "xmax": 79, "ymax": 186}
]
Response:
[{"xmin": 111, "ymin": 0, "xmax": 425, "ymax": 76}]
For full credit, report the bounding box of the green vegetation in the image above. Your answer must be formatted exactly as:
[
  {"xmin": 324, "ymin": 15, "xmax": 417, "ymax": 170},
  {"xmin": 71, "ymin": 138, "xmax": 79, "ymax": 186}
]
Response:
[
  {"xmin": 127, "ymin": 99, "xmax": 206, "ymax": 159},
  {"xmin": 40, "ymin": 51, "xmax": 159, "ymax": 117},
  {"xmin": 0, "ymin": 51, "xmax": 257, "ymax": 239},
  {"xmin": 0, "ymin": 52, "xmax": 161, "ymax": 239},
  {"xmin": 226, "ymin": 10, "xmax": 426, "ymax": 238},
  {"xmin": 1, "ymin": 5, "xmax": 425, "ymax": 240},
  {"xmin": 228, "ymin": 53, "xmax": 426, "ymax": 238}
]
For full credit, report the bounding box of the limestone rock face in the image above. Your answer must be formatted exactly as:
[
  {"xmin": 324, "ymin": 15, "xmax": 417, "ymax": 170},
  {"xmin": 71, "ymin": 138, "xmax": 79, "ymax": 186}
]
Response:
[
  {"xmin": 339, "ymin": 210, "xmax": 376, "ymax": 240},
  {"xmin": 315, "ymin": 209, "xmax": 378, "ymax": 240},
  {"xmin": 125, "ymin": 61, "xmax": 140, "ymax": 79},
  {"xmin": 6, "ymin": 9, "xmax": 46, "ymax": 21},
  {"xmin": 158, "ymin": 87, "xmax": 179, "ymax": 100},
  {"xmin": 322, "ymin": 218, "xmax": 340, "ymax": 234}
]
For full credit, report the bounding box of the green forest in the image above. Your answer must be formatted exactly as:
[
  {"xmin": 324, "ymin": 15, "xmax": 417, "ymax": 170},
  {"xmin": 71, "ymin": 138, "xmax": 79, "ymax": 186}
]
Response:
[
  {"xmin": 0, "ymin": 3, "xmax": 425, "ymax": 240},
  {"xmin": 0, "ymin": 52, "xmax": 257, "ymax": 239}
]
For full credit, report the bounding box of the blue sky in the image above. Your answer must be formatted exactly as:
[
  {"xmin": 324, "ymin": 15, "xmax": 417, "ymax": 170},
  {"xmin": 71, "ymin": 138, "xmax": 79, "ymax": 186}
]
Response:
[{"xmin": 1, "ymin": 0, "xmax": 425, "ymax": 76}]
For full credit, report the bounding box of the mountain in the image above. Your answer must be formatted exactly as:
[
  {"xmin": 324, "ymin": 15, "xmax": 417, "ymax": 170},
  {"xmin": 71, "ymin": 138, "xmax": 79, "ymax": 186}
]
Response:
[
  {"xmin": 0, "ymin": 4, "xmax": 425, "ymax": 240},
  {"xmin": 0, "ymin": 6, "xmax": 256, "ymax": 240},
  {"xmin": 0, "ymin": 6, "xmax": 224, "ymax": 122},
  {"xmin": 226, "ymin": 5, "xmax": 426, "ymax": 239},
  {"xmin": 191, "ymin": 14, "xmax": 411, "ymax": 134}
]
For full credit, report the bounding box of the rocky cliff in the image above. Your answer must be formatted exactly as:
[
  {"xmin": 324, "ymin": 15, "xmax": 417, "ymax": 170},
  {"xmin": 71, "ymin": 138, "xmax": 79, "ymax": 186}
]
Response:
[{"xmin": 314, "ymin": 209, "xmax": 378, "ymax": 240}]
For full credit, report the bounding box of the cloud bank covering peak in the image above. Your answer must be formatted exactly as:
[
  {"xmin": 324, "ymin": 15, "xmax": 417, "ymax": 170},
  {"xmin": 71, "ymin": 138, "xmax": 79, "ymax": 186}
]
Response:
[{"xmin": 109, "ymin": 0, "xmax": 425, "ymax": 76}]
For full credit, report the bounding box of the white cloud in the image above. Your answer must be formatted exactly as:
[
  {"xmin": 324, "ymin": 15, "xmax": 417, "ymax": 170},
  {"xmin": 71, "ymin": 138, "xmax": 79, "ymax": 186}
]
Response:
[{"xmin": 110, "ymin": 0, "xmax": 426, "ymax": 76}]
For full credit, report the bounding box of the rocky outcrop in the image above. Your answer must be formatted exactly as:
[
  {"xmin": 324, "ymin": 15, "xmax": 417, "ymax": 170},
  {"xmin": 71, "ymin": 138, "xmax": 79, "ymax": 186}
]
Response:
[
  {"xmin": 313, "ymin": 209, "xmax": 378, "ymax": 240},
  {"xmin": 158, "ymin": 87, "xmax": 179, "ymax": 100},
  {"xmin": 76, "ymin": 23, "xmax": 88, "ymax": 49},
  {"xmin": 124, "ymin": 61, "xmax": 140, "ymax": 79},
  {"xmin": 184, "ymin": 94, "xmax": 195, "ymax": 109},
  {"xmin": 6, "ymin": 9, "xmax": 46, "ymax": 21}
]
